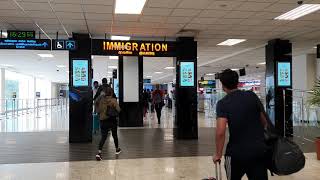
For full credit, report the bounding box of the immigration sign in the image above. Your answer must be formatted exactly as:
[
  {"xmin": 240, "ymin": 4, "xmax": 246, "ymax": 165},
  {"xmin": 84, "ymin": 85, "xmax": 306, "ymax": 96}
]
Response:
[{"xmin": 92, "ymin": 40, "xmax": 176, "ymax": 57}]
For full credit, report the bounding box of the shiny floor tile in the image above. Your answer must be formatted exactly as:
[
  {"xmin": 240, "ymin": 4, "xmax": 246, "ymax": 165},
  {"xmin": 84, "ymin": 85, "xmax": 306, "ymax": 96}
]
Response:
[{"xmin": 0, "ymin": 153, "xmax": 318, "ymax": 180}]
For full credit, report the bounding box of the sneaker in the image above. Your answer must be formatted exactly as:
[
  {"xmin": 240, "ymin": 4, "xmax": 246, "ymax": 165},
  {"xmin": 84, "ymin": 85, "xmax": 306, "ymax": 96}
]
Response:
[
  {"xmin": 96, "ymin": 153, "xmax": 102, "ymax": 161},
  {"xmin": 115, "ymin": 148, "xmax": 122, "ymax": 155}
]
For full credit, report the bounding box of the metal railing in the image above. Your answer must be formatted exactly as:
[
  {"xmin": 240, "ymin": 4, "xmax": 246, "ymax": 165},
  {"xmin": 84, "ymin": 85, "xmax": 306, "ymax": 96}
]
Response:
[{"xmin": 0, "ymin": 98, "xmax": 68, "ymax": 119}]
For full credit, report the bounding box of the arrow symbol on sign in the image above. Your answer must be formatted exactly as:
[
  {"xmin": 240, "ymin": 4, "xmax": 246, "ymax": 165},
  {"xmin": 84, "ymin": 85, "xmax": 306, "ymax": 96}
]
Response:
[
  {"xmin": 42, "ymin": 42, "xmax": 48, "ymax": 47},
  {"xmin": 66, "ymin": 41, "xmax": 74, "ymax": 49}
]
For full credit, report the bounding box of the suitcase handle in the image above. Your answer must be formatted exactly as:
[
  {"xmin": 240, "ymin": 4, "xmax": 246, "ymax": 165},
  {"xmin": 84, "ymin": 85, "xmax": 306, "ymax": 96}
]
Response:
[{"xmin": 215, "ymin": 161, "xmax": 222, "ymax": 180}]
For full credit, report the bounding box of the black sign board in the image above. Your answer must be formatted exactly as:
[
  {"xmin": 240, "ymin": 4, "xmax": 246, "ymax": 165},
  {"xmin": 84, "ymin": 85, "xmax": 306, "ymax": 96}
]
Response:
[
  {"xmin": 52, "ymin": 39, "xmax": 76, "ymax": 50},
  {"xmin": 317, "ymin": 44, "xmax": 320, "ymax": 58},
  {"xmin": 92, "ymin": 40, "xmax": 176, "ymax": 57},
  {"xmin": 7, "ymin": 31, "xmax": 35, "ymax": 39},
  {"xmin": 0, "ymin": 39, "xmax": 51, "ymax": 50}
]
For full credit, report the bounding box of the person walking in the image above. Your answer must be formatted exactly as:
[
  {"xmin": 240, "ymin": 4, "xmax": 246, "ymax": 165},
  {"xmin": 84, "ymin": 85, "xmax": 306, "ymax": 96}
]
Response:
[
  {"xmin": 95, "ymin": 87, "xmax": 121, "ymax": 161},
  {"xmin": 152, "ymin": 85, "xmax": 164, "ymax": 124},
  {"xmin": 213, "ymin": 69, "xmax": 268, "ymax": 180}
]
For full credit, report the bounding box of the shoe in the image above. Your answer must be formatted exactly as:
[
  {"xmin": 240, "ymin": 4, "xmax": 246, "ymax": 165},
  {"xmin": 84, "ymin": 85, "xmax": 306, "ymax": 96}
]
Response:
[
  {"xmin": 115, "ymin": 148, "xmax": 122, "ymax": 155},
  {"xmin": 96, "ymin": 153, "xmax": 102, "ymax": 161}
]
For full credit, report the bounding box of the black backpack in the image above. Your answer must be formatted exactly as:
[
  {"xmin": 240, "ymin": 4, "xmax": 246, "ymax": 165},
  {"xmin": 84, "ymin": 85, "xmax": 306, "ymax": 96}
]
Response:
[{"xmin": 266, "ymin": 136, "xmax": 306, "ymax": 175}]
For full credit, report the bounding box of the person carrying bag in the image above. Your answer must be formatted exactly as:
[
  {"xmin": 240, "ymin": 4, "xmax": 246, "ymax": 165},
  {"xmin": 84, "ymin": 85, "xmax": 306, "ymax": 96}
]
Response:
[{"xmin": 95, "ymin": 87, "xmax": 121, "ymax": 161}]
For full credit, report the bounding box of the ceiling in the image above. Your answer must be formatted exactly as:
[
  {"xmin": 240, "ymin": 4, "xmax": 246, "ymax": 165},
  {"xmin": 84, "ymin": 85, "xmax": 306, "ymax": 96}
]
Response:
[{"xmin": 0, "ymin": 0, "xmax": 320, "ymax": 84}]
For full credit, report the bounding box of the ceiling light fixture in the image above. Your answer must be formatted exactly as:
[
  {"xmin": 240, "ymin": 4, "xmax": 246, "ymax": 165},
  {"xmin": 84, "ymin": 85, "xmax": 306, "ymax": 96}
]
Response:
[
  {"xmin": 258, "ymin": 62, "xmax": 266, "ymax": 65},
  {"xmin": 206, "ymin": 73, "xmax": 215, "ymax": 76},
  {"xmin": 38, "ymin": 54, "xmax": 54, "ymax": 58},
  {"xmin": 164, "ymin": 67, "xmax": 175, "ymax": 70},
  {"xmin": 111, "ymin": 35, "xmax": 131, "ymax": 41},
  {"xmin": 0, "ymin": 64, "xmax": 14, "ymax": 67},
  {"xmin": 107, "ymin": 72, "xmax": 112, "ymax": 74},
  {"xmin": 217, "ymin": 39, "xmax": 247, "ymax": 46},
  {"xmin": 314, "ymin": 46, "xmax": 317, "ymax": 49},
  {"xmin": 231, "ymin": 68, "xmax": 239, "ymax": 71},
  {"xmin": 115, "ymin": 0, "xmax": 147, "ymax": 14},
  {"xmin": 274, "ymin": 4, "xmax": 320, "ymax": 20},
  {"xmin": 146, "ymin": 76, "xmax": 152, "ymax": 78},
  {"xmin": 1, "ymin": 32, "xmax": 7, "ymax": 38},
  {"xmin": 108, "ymin": 66, "xmax": 118, "ymax": 69},
  {"xmin": 154, "ymin": 72, "xmax": 163, "ymax": 74},
  {"xmin": 109, "ymin": 56, "xmax": 119, "ymax": 60}
]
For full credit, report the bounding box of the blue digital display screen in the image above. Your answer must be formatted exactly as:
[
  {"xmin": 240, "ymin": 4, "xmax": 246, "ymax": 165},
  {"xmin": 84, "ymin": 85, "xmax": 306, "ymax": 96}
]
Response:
[
  {"xmin": 73, "ymin": 60, "xmax": 89, "ymax": 87},
  {"xmin": 0, "ymin": 39, "xmax": 51, "ymax": 50},
  {"xmin": 180, "ymin": 62, "xmax": 195, "ymax": 87},
  {"xmin": 113, "ymin": 79, "xmax": 119, "ymax": 98},
  {"xmin": 277, "ymin": 62, "xmax": 291, "ymax": 87}
]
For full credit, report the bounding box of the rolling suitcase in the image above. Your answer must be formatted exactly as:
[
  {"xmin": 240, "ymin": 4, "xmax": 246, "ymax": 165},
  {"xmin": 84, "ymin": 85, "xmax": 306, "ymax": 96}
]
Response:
[
  {"xmin": 202, "ymin": 162, "xmax": 222, "ymax": 180},
  {"xmin": 93, "ymin": 113, "xmax": 100, "ymax": 134}
]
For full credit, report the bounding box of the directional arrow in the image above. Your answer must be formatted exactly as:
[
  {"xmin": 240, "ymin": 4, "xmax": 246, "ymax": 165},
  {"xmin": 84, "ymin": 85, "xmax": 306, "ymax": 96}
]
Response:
[
  {"xmin": 66, "ymin": 41, "xmax": 75, "ymax": 49},
  {"xmin": 42, "ymin": 42, "xmax": 48, "ymax": 47}
]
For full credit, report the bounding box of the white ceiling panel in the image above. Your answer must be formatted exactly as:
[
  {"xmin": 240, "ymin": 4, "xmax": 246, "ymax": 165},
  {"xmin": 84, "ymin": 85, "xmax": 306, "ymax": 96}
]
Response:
[
  {"xmin": 170, "ymin": 9, "xmax": 201, "ymax": 17},
  {"xmin": 143, "ymin": 8, "xmax": 172, "ymax": 16},
  {"xmin": 0, "ymin": 0, "xmax": 18, "ymax": 10},
  {"xmin": 237, "ymin": 2, "xmax": 272, "ymax": 11},
  {"xmin": 177, "ymin": 0, "xmax": 212, "ymax": 9},
  {"xmin": 114, "ymin": 15, "xmax": 139, "ymax": 22},
  {"xmin": 147, "ymin": 0, "xmax": 180, "ymax": 8},
  {"xmin": 224, "ymin": 11, "xmax": 256, "ymax": 19},
  {"xmin": 166, "ymin": 16, "xmax": 191, "ymax": 24},
  {"xmin": 81, "ymin": 0, "xmax": 113, "ymax": 5},
  {"xmin": 82, "ymin": 5, "xmax": 113, "ymax": 13},
  {"xmin": 139, "ymin": 16, "xmax": 167, "ymax": 23},
  {"xmin": 198, "ymin": 10, "xmax": 228, "ymax": 18},
  {"xmin": 55, "ymin": 12, "xmax": 84, "ymax": 20},
  {"xmin": 26, "ymin": 11, "xmax": 55, "ymax": 19},
  {"xmin": 19, "ymin": 2, "xmax": 51, "ymax": 11},
  {"xmin": 52, "ymin": 3, "xmax": 82, "ymax": 12},
  {"xmin": 85, "ymin": 13, "xmax": 113, "ymax": 21},
  {"xmin": 190, "ymin": 17, "xmax": 218, "ymax": 24},
  {"xmin": 207, "ymin": 1, "xmax": 243, "ymax": 10},
  {"xmin": 263, "ymin": 3, "xmax": 298, "ymax": 13}
]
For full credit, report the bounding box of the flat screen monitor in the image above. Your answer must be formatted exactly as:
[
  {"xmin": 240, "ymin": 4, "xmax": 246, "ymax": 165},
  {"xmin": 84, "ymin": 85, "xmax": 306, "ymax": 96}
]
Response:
[
  {"xmin": 72, "ymin": 59, "xmax": 89, "ymax": 87},
  {"xmin": 180, "ymin": 61, "xmax": 195, "ymax": 87},
  {"xmin": 113, "ymin": 79, "xmax": 119, "ymax": 98},
  {"xmin": 277, "ymin": 62, "xmax": 291, "ymax": 87}
]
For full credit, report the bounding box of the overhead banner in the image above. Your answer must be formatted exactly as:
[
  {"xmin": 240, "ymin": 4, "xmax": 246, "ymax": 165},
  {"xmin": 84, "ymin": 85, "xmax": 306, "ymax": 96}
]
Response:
[
  {"xmin": 92, "ymin": 39, "xmax": 176, "ymax": 57},
  {"xmin": 0, "ymin": 39, "xmax": 51, "ymax": 50}
]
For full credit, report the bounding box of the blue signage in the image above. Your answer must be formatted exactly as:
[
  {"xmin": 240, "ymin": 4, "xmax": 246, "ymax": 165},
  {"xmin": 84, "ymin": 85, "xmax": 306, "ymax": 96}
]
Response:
[
  {"xmin": 180, "ymin": 61, "xmax": 195, "ymax": 87},
  {"xmin": 113, "ymin": 79, "xmax": 119, "ymax": 98},
  {"xmin": 66, "ymin": 40, "xmax": 76, "ymax": 50},
  {"xmin": 0, "ymin": 39, "xmax": 51, "ymax": 50},
  {"xmin": 72, "ymin": 60, "xmax": 89, "ymax": 87},
  {"xmin": 277, "ymin": 62, "xmax": 291, "ymax": 87},
  {"xmin": 143, "ymin": 79, "xmax": 151, "ymax": 83}
]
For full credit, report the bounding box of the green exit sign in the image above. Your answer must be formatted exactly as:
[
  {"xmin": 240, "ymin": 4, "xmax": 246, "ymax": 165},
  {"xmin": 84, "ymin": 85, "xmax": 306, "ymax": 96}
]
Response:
[{"xmin": 7, "ymin": 31, "xmax": 35, "ymax": 39}]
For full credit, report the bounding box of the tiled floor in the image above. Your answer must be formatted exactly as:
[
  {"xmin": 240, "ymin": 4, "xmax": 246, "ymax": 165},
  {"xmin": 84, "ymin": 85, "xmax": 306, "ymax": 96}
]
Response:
[{"xmin": 0, "ymin": 153, "xmax": 318, "ymax": 180}]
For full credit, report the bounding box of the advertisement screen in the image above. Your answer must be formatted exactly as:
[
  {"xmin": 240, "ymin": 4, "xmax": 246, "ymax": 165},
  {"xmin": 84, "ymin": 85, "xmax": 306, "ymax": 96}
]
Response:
[
  {"xmin": 180, "ymin": 62, "xmax": 195, "ymax": 87},
  {"xmin": 72, "ymin": 60, "xmax": 89, "ymax": 87},
  {"xmin": 277, "ymin": 62, "xmax": 291, "ymax": 87},
  {"xmin": 113, "ymin": 79, "xmax": 119, "ymax": 98}
]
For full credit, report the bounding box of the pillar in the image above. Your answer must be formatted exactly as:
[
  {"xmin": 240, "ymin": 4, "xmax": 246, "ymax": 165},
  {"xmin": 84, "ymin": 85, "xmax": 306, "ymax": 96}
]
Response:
[
  {"xmin": 265, "ymin": 39, "xmax": 293, "ymax": 137},
  {"xmin": 0, "ymin": 68, "xmax": 5, "ymax": 113},
  {"xmin": 174, "ymin": 37, "xmax": 198, "ymax": 139},
  {"xmin": 69, "ymin": 33, "xmax": 93, "ymax": 142},
  {"xmin": 118, "ymin": 56, "xmax": 143, "ymax": 127},
  {"xmin": 293, "ymin": 54, "xmax": 316, "ymax": 91}
]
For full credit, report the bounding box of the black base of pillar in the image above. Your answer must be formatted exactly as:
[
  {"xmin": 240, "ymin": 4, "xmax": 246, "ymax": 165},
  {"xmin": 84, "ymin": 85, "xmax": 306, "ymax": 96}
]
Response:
[{"xmin": 119, "ymin": 102, "xmax": 143, "ymax": 127}]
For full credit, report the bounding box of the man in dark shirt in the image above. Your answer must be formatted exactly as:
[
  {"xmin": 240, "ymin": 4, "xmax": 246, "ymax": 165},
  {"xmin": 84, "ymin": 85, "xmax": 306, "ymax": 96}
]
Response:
[
  {"xmin": 93, "ymin": 78, "xmax": 116, "ymax": 100},
  {"xmin": 213, "ymin": 69, "xmax": 268, "ymax": 180}
]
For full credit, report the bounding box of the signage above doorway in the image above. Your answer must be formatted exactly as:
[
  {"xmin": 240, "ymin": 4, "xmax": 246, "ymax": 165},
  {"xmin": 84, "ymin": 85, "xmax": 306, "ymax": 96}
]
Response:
[
  {"xmin": 92, "ymin": 40, "xmax": 176, "ymax": 57},
  {"xmin": 0, "ymin": 39, "xmax": 51, "ymax": 50}
]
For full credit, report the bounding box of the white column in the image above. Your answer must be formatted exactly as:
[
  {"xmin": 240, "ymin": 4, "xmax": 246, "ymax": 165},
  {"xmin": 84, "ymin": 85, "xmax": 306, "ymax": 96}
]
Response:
[
  {"xmin": 34, "ymin": 77, "xmax": 37, "ymax": 98},
  {"xmin": 293, "ymin": 54, "xmax": 316, "ymax": 91},
  {"xmin": 1, "ymin": 68, "xmax": 5, "ymax": 113},
  {"xmin": 123, "ymin": 56, "xmax": 139, "ymax": 102}
]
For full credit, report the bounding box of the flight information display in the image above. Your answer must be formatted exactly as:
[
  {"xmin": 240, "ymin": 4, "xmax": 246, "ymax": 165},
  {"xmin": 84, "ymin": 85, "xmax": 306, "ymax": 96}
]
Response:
[
  {"xmin": 277, "ymin": 62, "xmax": 291, "ymax": 87},
  {"xmin": 72, "ymin": 60, "xmax": 89, "ymax": 87},
  {"xmin": 180, "ymin": 61, "xmax": 195, "ymax": 87}
]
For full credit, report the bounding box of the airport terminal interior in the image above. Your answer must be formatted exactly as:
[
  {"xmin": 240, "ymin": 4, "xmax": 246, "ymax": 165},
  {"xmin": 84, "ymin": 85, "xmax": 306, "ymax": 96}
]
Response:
[{"xmin": 0, "ymin": 0, "xmax": 319, "ymax": 179}]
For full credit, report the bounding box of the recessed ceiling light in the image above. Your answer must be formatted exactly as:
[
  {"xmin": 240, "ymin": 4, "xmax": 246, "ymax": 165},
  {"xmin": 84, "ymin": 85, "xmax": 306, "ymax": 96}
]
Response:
[
  {"xmin": 274, "ymin": 4, "xmax": 320, "ymax": 20},
  {"xmin": 111, "ymin": 35, "xmax": 130, "ymax": 41},
  {"xmin": 109, "ymin": 56, "xmax": 119, "ymax": 60},
  {"xmin": 115, "ymin": 0, "xmax": 147, "ymax": 14},
  {"xmin": 314, "ymin": 46, "xmax": 317, "ymax": 49},
  {"xmin": 56, "ymin": 65, "xmax": 66, "ymax": 68},
  {"xmin": 217, "ymin": 39, "xmax": 246, "ymax": 46},
  {"xmin": 0, "ymin": 64, "xmax": 14, "ymax": 67},
  {"xmin": 197, "ymin": 57, "xmax": 199, "ymax": 59},
  {"xmin": 38, "ymin": 54, "xmax": 54, "ymax": 58},
  {"xmin": 1, "ymin": 32, "xmax": 7, "ymax": 38},
  {"xmin": 155, "ymin": 72, "xmax": 163, "ymax": 74},
  {"xmin": 108, "ymin": 66, "xmax": 117, "ymax": 69},
  {"xmin": 164, "ymin": 67, "xmax": 175, "ymax": 70},
  {"xmin": 206, "ymin": 73, "xmax": 215, "ymax": 76},
  {"xmin": 258, "ymin": 62, "xmax": 266, "ymax": 65},
  {"xmin": 107, "ymin": 72, "xmax": 112, "ymax": 74},
  {"xmin": 231, "ymin": 68, "xmax": 239, "ymax": 71},
  {"xmin": 146, "ymin": 75, "xmax": 152, "ymax": 78}
]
